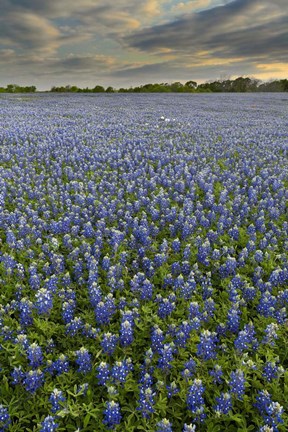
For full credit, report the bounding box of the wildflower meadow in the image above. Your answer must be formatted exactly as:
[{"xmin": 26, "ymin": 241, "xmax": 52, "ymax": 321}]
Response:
[{"xmin": 0, "ymin": 93, "xmax": 287, "ymax": 431}]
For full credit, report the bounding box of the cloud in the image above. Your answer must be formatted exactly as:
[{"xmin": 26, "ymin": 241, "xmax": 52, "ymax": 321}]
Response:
[
  {"xmin": 49, "ymin": 54, "xmax": 118, "ymax": 73},
  {"xmin": 0, "ymin": 11, "xmax": 60, "ymax": 53},
  {"xmin": 0, "ymin": 0, "xmax": 287, "ymax": 88},
  {"xmin": 124, "ymin": 0, "xmax": 288, "ymax": 63},
  {"xmin": 171, "ymin": 0, "xmax": 213, "ymax": 13}
]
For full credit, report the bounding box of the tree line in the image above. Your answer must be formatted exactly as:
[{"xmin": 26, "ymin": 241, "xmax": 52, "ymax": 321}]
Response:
[
  {"xmin": 50, "ymin": 78, "xmax": 288, "ymax": 93},
  {"xmin": 0, "ymin": 84, "xmax": 36, "ymax": 93},
  {"xmin": 1, "ymin": 77, "xmax": 287, "ymax": 93}
]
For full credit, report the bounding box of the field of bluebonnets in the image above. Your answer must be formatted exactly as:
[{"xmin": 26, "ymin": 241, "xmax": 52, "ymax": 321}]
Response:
[{"xmin": 0, "ymin": 92, "xmax": 287, "ymax": 432}]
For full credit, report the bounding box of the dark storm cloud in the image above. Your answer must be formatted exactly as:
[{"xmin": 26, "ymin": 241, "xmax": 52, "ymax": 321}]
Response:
[{"xmin": 124, "ymin": 0, "xmax": 288, "ymax": 62}]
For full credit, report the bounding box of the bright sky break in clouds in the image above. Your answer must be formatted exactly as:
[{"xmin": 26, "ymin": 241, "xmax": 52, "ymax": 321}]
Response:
[{"xmin": 0, "ymin": 0, "xmax": 287, "ymax": 89}]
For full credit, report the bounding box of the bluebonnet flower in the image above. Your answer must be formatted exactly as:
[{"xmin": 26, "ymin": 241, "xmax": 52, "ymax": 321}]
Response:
[
  {"xmin": 171, "ymin": 261, "xmax": 181, "ymax": 276},
  {"xmin": 0, "ymin": 405, "xmax": 11, "ymax": 430},
  {"xmin": 44, "ymin": 275, "xmax": 58, "ymax": 294},
  {"xmin": 262, "ymin": 323, "xmax": 279, "ymax": 346},
  {"xmin": 242, "ymin": 284, "xmax": 257, "ymax": 302},
  {"xmin": 27, "ymin": 343, "xmax": 43, "ymax": 368},
  {"xmin": 181, "ymin": 261, "xmax": 190, "ymax": 276},
  {"xmin": 188, "ymin": 302, "xmax": 202, "ymax": 321},
  {"xmin": 275, "ymin": 307, "xmax": 286, "ymax": 325},
  {"xmin": 179, "ymin": 279, "xmax": 196, "ymax": 299},
  {"xmin": 35, "ymin": 288, "xmax": 53, "ymax": 315},
  {"xmin": 102, "ymin": 255, "xmax": 110, "ymax": 271},
  {"xmin": 0, "ymin": 325, "xmax": 14, "ymax": 341},
  {"xmin": 143, "ymin": 348, "xmax": 154, "ymax": 368},
  {"xmin": 175, "ymin": 321, "xmax": 192, "ymax": 348},
  {"xmin": 101, "ymin": 332, "xmax": 118, "ymax": 356},
  {"xmin": 40, "ymin": 415, "xmax": 59, "ymax": 432},
  {"xmin": 219, "ymin": 256, "xmax": 237, "ymax": 277},
  {"xmin": 212, "ymin": 248, "xmax": 221, "ymax": 260},
  {"xmin": 29, "ymin": 273, "xmax": 41, "ymax": 291},
  {"xmin": 75, "ymin": 347, "xmax": 92, "ymax": 374},
  {"xmin": 255, "ymin": 390, "xmax": 273, "ymax": 415},
  {"xmin": 137, "ymin": 386, "xmax": 155, "ymax": 418},
  {"xmin": 53, "ymin": 355, "xmax": 69, "ymax": 375},
  {"xmin": 23, "ymin": 369, "xmax": 44, "ymax": 393},
  {"xmin": 234, "ymin": 323, "xmax": 256, "ymax": 352},
  {"xmin": 197, "ymin": 330, "xmax": 218, "ymax": 360},
  {"xmin": 65, "ymin": 317, "xmax": 83, "ymax": 336},
  {"xmin": 88, "ymin": 283, "xmax": 102, "ymax": 308},
  {"xmin": 181, "ymin": 358, "xmax": 196, "ymax": 381},
  {"xmin": 119, "ymin": 320, "xmax": 133, "ymax": 346},
  {"xmin": 265, "ymin": 402, "xmax": 284, "ymax": 429},
  {"xmin": 209, "ymin": 364, "xmax": 223, "ymax": 384},
  {"xmin": 172, "ymin": 238, "xmax": 181, "ymax": 253},
  {"xmin": 254, "ymin": 250, "xmax": 264, "ymax": 262},
  {"xmin": 140, "ymin": 279, "xmax": 153, "ymax": 300},
  {"xmin": 187, "ymin": 379, "xmax": 206, "ymax": 422},
  {"xmin": 73, "ymin": 261, "xmax": 83, "ymax": 280},
  {"xmin": 166, "ymin": 381, "xmax": 179, "ymax": 398},
  {"xmin": 259, "ymin": 426, "xmax": 274, "ymax": 432},
  {"xmin": 139, "ymin": 369, "xmax": 153, "ymax": 388},
  {"xmin": 156, "ymin": 418, "xmax": 173, "ymax": 432},
  {"xmin": 158, "ymin": 343, "xmax": 174, "ymax": 370},
  {"xmin": 96, "ymin": 362, "xmax": 110, "ymax": 386},
  {"xmin": 61, "ymin": 299, "xmax": 76, "ymax": 324},
  {"xmin": 154, "ymin": 253, "xmax": 166, "ymax": 268},
  {"xmin": 19, "ymin": 298, "xmax": 34, "ymax": 327},
  {"xmin": 95, "ymin": 294, "xmax": 116, "ymax": 325},
  {"xmin": 183, "ymin": 424, "xmax": 196, "ymax": 432},
  {"xmin": 203, "ymin": 298, "xmax": 215, "ymax": 321},
  {"xmin": 226, "ymin": 306, "xmax": 241, "ymax": 333},
  {"xmin": 255, "ymin": 390, "xmax": 284, "ymax": 429},
  {"xmin": 151, "ymin": 325, "xmax": 165, "ymax": 353},
  {"xmin": 173, "ymin": 274, "xmax": 184, "ymax": 289},
  {"xmin": 111, "ymin": 359, "xmax": 131, "ymax": 384},
  {"xmin": 263, "ymin": 362, "xmax": 283, "ymax": 382},
  {"xmin": 49, "ymin": 389, "xmax": 66, "ymax": 413},
  {"xmin": 229, "ymin": 369, "xmax": 246, "ymax": 400},
  {"xmin": 229, "ymin": 226, "xmax": 239, "ymax": 241},
  {"xmin": 118, "ymin": 297, "xmax": 127, "ymax": 310},
  {"xmin": 11, "ymin": 366, "xmax": 25, "ymax": 385},
  {"xmin": 157, "ymin": 295, "xmax": 176, "ymax": 319},
  {"xmin": 257, "ymin": 291, "xmax": 277, "ymax": 318},
  {"xmin": 103, "ymin": 401, "xmax": 121, "ymax": 429},
  {"xmin": 197, "ymin": 240, "xmax": 211, "ymax": 266},
  {"xmin": 214, "ymin": 392, "xmax": 232, "ymax": 415}
]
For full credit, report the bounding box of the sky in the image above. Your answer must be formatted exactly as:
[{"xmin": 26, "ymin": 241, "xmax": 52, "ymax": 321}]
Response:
[{"xmin": 0, "ymin": 0, "xmax": 287, "ymax": 90}]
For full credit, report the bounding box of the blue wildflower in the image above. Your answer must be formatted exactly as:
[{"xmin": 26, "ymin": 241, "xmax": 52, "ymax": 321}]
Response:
[
  {"xmin": 214, "ymin": 392, "xmax": 232, "ymax": 415},
  {"xmin": 103, "ymin": 401, "xmax": 121, "ymax": 429},
  {"xmin": 0, "ymin": 405, "xmax": 11, "ymax": 431},
  {"xmin": 40, "ymin": 415, "xmax": 59, "ymax": 432},
  {"xmin": 156, "ymin": 418, "xmax": 173, "ymax": 432},
  {"xmin": 75, "ymin": 347, "xmax": 92, "ymax": 374},
  {"xmin": 49, "ymin": 389, "xmax": 66, "ymax": 413}
]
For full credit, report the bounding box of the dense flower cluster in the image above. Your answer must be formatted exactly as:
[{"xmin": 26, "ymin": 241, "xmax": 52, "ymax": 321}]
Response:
[{"xmin": 0, "ymin": 93, "xmax": 287, "ymax": 431}]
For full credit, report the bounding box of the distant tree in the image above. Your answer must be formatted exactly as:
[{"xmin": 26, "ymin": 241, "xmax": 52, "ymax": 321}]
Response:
[
  {"xmin": 69, "ymin": 85, "xmax": 79, "ymax": 92},
  {"xmin": 280, "ymin": 79, "xmax": 288, "ymax": 91},
  {"xmin": 6, "ymin": 84, "xmax": 19, "ymax": 93},
  {"xmin": 185, "ymin": 80, "xmax": 197, "ymax": 89},
  {"xmin": 93, "ymin": 85, "xmax": 105, "ymax": 93},
  {"xmin": 170, "ymin": 82, "xmax": 184, "ymax": 92},
  {"xmin": 232, "ymin": 77, "xmax": 259, "ymax": 92},
  {"xmin": 45, "ymin": 77, "xmax": 287, "ymax": 94}
]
